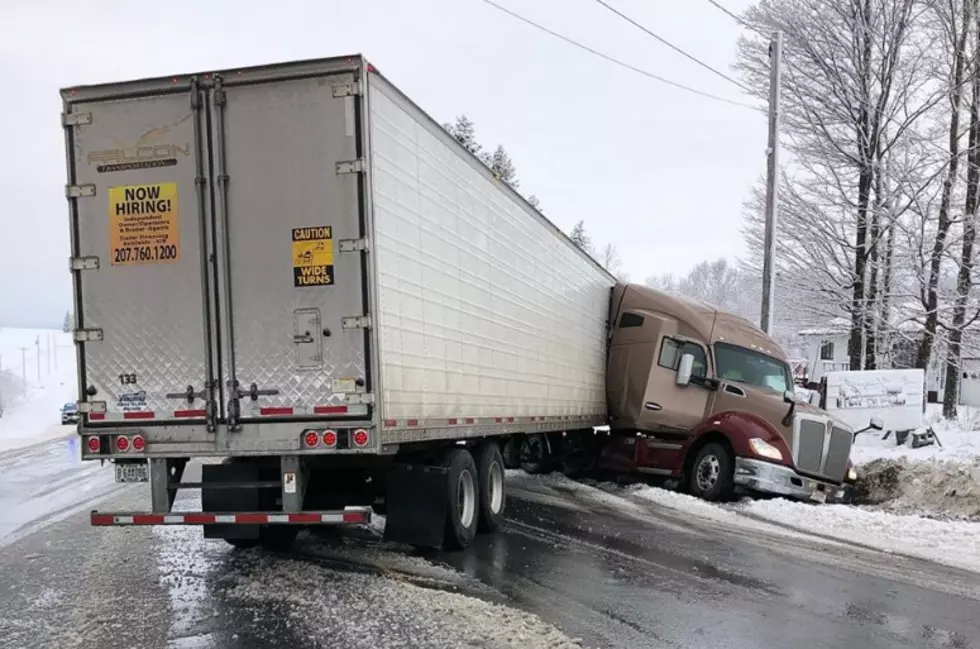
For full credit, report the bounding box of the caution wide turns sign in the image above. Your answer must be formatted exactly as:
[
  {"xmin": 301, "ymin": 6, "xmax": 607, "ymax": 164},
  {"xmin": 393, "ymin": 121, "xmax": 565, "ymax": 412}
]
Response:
[
  {"xmin": 292, "ymin": 226, "xmax": 334, "ymax": 287},
  {"xmin": 109, "ymin": 183, "xmax": 180, "ymax": 266}
]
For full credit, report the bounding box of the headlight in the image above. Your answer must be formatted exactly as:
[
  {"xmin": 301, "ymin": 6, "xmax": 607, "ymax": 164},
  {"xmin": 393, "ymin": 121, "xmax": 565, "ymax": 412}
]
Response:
[
  {"xmin": 748, "ymin": 437, "xmax": 784, "ymax": 461},
  {"xmin": 848, "ymin": 466, "xmax": 858, "ymax": 481}
]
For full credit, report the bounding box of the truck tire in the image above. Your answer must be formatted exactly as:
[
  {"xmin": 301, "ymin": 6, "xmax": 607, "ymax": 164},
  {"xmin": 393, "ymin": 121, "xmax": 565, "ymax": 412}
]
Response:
[
  {"xmin": 443, "ymin": 448, "xmax": 479, "ymax": 551},
  {"xmin": 475, "ymin": 442, "xmax": 506, "ymax": 533},
  {"xmin": 688, "ymin": 442, "xmax": 735, "ymax": 502},
  {"xmin": 501, "ymin": 437, "xmax": 521, "ymax": 469},
  {"xmin": 520, "ymin": 434, "xmax": 548, "ymax": 474}
]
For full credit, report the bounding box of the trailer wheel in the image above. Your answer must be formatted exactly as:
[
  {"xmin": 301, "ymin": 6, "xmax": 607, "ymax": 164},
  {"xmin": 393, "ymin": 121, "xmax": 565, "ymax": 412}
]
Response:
[
  {"xmin": 475, "ymin": 442, "xmax": 506, "ymax": 533},
  {"xmin": 501, "ymin": 437, "xmax": 521, "ymax": 469},
  {"xmin": 520, "ymin": 434, "xmax": 548, "ymax": 474},
  {"xmin": 688, "ymin": 442, "xmax": 735, "ymax": 501},
  {"xmin": 443, "ymin": 448, "xmax": 479, "ymax": 551}
]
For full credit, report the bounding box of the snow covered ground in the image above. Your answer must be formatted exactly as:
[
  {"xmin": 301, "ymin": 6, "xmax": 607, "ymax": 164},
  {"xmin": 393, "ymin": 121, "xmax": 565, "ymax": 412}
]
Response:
[
  {"xmin": 508, "ymin": 470, "xmax": 980, "ymax": 575},
  {"xmin": 0, "ymin": 328, "xmax": 76, "ymax": 454}
]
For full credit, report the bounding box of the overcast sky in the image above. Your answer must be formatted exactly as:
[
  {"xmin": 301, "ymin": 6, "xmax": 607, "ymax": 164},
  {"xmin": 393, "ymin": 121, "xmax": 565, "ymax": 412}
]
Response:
[{"xmin": 0, "ymin": 0, "xmax": 762, "ymax": 328}]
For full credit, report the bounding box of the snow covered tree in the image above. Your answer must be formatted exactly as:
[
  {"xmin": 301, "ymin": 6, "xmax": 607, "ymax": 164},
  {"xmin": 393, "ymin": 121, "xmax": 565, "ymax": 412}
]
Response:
[
  {"xmin": 647, "ymin": 258, "xmax": 760, "ymax": 323},
  {"xmin": 527, "ymin": 194, "xmax": 543, "ymax": 212},
  {"xmin": 443, "ymin": 115, "xmax": 483, "ymax": 157},
  {"xmin": 486, "ymin": 145, "xmax": 519, "ymax": 188},
  {"xmin": 62, "ymin": 310, "xmax": 72, "ymax": 333},
  {"xmin": 569, "ymin": 220, "xmax": 593, "ymax": 253},
  {"xmin": 599, "ymin": 242, "xmax": 629, "ymax": 280}
]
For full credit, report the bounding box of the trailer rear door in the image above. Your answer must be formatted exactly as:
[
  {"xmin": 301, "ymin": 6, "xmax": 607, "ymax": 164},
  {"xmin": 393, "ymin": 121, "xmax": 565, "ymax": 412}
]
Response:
[
  {"xmin": 67, "ymin": 86, "xmax": 216, "ymax": 424},
  {"xmin": 209, "ymin": 71, "xmax": 371, "ymax": 423}
]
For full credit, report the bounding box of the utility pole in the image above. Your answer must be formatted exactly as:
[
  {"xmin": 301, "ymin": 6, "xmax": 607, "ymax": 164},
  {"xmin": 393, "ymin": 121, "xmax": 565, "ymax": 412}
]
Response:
[
  {"xmin": 19, "ymin": 347, "xmax": 27, "ymax": 390},
  {"xmin": 760, "ymin": 30, "xmax": 783, "ymax": 335},
  {"xmin": 46, "ymin": 334, "xmax": 52, "ymax": 375},
  {"xmin": 35, "ymin": 336, "xmax": 41, "ymax": 383}
]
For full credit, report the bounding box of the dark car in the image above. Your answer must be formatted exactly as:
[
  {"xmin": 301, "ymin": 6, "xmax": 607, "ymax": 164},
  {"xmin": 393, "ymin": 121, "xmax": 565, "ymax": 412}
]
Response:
[{"xmin": 61, "ymin": 402, "xmax": 79, "ymax": 425}]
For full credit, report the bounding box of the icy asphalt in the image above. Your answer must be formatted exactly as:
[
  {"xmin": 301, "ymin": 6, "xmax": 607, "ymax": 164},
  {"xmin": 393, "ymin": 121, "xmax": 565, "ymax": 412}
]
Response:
[{"xmin": 1, "ymin": 442, "xmax": 979, "ymax": 648}]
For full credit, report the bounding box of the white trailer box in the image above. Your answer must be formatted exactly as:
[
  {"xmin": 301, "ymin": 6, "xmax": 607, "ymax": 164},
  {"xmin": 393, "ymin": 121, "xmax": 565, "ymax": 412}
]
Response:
[
  {"xmin": 63, "ymin": 56, "xmax": 615, "ymax": 457},
  {"xmin": 822, "ymin": 369, "xmax": 924, "ymax": 433}
]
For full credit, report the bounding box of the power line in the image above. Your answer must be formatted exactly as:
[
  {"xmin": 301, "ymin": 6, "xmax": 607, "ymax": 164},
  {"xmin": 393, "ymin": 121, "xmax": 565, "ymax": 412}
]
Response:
[
  {"xmin": 595, "ymin": 0, "xmax": 753, "ymax": 94},
  {"xmin": 704, "ymin": 0, "xmax": 755, "ymax": 30},
  {"xmin": 481, "ymin": 0, "xmax": 764, "ymax": 112}
]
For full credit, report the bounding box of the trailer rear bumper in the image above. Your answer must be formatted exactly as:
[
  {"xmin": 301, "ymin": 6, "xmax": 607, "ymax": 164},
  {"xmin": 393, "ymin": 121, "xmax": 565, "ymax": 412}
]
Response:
[{"xmin": 90, "ymin": 506, "xmax": 372, "ymax": 527}]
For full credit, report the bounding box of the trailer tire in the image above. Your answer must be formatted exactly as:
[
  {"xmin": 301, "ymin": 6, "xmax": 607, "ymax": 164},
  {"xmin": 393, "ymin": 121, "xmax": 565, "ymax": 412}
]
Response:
[
  {"xmin": 443, "ymin": 448, "xmax": 479, "ymax": 551},
  {"xmin": 501, "ymin": 437, "xmax": 521, "ymax": 469},
  {"xmin": 688, "ymin": 442, "xmax": 735, "ymax": 502},
  {"xmin": 475, "ymin": 442, "xmax": 506, "ymax": 533},
  {"xmin": 519, "ymin": 434, "xmax": 548, "ymax": 474}
]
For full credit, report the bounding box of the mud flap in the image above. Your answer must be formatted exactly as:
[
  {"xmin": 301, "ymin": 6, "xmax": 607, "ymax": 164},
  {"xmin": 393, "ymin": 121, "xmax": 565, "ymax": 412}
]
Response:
[
  {"xmin": 201, "ymin": 463, "xmax": 273, "ymax": 541},
  {"xmin": 383, "ymin": 463, "xmax": 449, "ymax": 549}
]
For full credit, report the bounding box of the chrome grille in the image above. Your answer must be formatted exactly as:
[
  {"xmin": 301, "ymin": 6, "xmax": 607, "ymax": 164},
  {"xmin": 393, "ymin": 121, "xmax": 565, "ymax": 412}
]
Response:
[
  {"xmin": 796, "ymin": 419, "xmax": 826, "ymax": 474},
  {"xmin": 794, "ymin": 417, "xmax": 853, "ymax": 482}
]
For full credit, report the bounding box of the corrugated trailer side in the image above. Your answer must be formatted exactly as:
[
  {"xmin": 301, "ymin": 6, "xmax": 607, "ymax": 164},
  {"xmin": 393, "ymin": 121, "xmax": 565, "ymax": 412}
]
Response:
[{"xmin": 364, "ymin": 71, "xmax": 616, "ymax": 447}]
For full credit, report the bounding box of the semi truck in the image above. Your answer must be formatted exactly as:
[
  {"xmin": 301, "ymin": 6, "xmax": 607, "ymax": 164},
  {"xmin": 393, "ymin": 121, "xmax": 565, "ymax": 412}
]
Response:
[{"xmin": 61, "ymin": 55, "xmax": 862, "ymax": 552}]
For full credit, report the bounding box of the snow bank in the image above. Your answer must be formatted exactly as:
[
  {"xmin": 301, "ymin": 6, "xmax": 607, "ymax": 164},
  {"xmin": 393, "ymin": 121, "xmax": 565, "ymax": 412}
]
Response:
[
  {"xmin": 225, "ymin": 545, "xmax": 583, "ymax": 648},
  {"xmin": 0, "ymin": 329, "xmax": 76, "ymax": 454},
  {"xmin": 849, "ymin": 405, "xmax": 980, "ymax": 520},
  {"xmin": 737, "ymin": 498, "xmax": 980, "ymax": 574}
]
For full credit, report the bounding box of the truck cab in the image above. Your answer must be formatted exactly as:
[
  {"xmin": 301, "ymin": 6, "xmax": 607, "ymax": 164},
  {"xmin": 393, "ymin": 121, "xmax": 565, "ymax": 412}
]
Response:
[{"xmin": 603, "ymin": 283, "xmax": 856, "ymax": 502}]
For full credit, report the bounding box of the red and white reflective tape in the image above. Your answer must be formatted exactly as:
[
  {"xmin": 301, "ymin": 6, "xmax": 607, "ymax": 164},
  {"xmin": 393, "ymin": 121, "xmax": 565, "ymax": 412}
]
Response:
[
  {"xmin": 90, "ymin": 507, "xmax": 372, "ymax": 527},
  {"xmin": 88, "ymin": 410, "xmax": 208, "ymax": 422},
  {"xmin": 257, "ymin": 405, "xmax": 351, "ymax": 416},
  {"xmin": 382, "ymin": 414, "xmax": 598, "ymax": 428}
]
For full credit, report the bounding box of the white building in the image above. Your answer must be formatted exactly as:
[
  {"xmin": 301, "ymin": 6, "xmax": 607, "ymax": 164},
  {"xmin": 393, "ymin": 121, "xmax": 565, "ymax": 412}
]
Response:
[{"xmin": 792, "ymin": 317, "xmax": 949, "ymax": 402}]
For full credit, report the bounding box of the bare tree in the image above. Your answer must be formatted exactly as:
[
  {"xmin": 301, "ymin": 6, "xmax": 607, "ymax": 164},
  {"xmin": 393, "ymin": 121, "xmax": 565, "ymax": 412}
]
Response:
[{"xmin": 738, "ymin": 0, "xmax": 942, "ymax": 370}]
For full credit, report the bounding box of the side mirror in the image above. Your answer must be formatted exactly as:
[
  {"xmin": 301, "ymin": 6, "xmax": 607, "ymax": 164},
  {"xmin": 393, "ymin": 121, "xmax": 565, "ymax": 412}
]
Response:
[
  {"xmin": 783, "ymin": 390, "xmax": 795, "ymax": 404},
  {"xmin": 676, "ymin": 353, "xmax": 694, "ymax": 387},
  {"xmin": 869, "ymin": 417, "xmax": 884, "ymax": 431}
]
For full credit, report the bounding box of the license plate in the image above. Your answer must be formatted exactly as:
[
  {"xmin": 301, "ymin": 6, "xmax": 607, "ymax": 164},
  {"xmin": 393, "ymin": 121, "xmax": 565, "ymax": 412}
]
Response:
[
  {"xmin": 810, "ymin": 489, "xmax": 827, "ymax": 503},
  {"xmin": 115, "ymin": 463, "xmax": 149, "ymax": 483}
]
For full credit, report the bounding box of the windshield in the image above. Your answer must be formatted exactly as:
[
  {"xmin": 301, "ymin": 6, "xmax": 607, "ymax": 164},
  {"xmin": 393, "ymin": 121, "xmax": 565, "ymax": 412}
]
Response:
[{"xmin": 714, "ymin": 342, "xmax": 793, "ymax": 394}]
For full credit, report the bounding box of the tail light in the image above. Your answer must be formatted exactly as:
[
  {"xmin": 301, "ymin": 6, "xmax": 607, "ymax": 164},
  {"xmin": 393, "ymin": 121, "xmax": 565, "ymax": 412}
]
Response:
[
  {"xmin": 304, "ymin": 431, "xmax": 320, "ymax": 448},
  {"xmin": 322, "ymin": 430, "xmax": 338, "ymax": 447},
  {"xmin": 115, "ymin": 435, "xmax": 130, "ymax": 452},
  {"xmin": 352, "ymin": 429, "xmax": 369, "ymax": 448},
  {"xmin": 131, "ymin": 434, "xmax": 145, "ymax": 452},
  {"xmin": 86, "ymin": 436, "xmax": 100, "ymax": 453}
]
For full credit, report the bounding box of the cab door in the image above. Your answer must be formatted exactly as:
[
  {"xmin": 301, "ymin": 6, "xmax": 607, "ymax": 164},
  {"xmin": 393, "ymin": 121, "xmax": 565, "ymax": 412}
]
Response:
[{"xmin": 645, "ymin": 336, "xmax": 712, "ymax": 434}]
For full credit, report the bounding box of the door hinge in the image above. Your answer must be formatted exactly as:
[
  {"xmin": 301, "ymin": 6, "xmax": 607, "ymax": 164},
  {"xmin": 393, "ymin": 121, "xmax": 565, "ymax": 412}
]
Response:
[
  {"xmin": 70, "ymin": 256, "xmax": 100, "ymax": 271},
  {"xmin": 62, "ymin": 112, "xmax": 92, "ymax": 127},
  {"xmin": 342, "ymin": 316, "xmax": 372, "ymax": 330},
  {"xmin": 78, "ymin": 400, "xmax": 107, "ymax": 414},
  {"xmin": 332, "ymin": 81, "xmax": 363, "ymax": 98},
  {"xmin": 73, "ymin": 328, "xmax": 104, "ymax": 343},
  {"xmin": 345, "ymin": 392, "xmax": 376, "ymax": 405},
  {"xmin": 336, "ymin": 159, "xmax": 365, "ymax": 175},
  {"xmin": 66, "ymin": 184, "xmax": 96, "ymax": 198},
  {"xmin": 339, "ymin": 238, "xmax": 370, "ymax": 253}
]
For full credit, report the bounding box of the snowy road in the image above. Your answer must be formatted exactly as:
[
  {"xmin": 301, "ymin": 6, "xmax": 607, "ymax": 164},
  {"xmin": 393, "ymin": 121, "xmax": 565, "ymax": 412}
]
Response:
[
  {"xmin": 0, "ymin": 434, "xmax": 124, "ymax": 546},
  {"xmin": 1, "ymin": 461, "xmax": 979, "ymax": 648}
]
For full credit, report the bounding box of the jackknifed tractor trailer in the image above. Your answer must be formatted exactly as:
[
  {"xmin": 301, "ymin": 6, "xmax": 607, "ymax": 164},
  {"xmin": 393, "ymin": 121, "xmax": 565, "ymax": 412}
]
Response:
[{"xmin": 63, "ymin": 55, "xmax": 860, "ymax": 552}]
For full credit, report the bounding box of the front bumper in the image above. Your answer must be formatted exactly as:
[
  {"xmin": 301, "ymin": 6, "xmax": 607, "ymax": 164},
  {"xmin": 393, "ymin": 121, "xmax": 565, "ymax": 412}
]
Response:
[{"xmin": 733, "ymin": 457, "xmax": 842, "ymax": 502}]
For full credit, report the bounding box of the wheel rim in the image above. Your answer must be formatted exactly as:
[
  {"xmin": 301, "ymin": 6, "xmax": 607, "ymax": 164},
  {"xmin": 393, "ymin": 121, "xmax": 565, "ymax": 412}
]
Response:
[
  {"xmin": 457, "ymin": 468, "xmax": 477, "ymax": 528},
  {"xmin": 521, "ymin": 436, "xmax": 543, "ymax": 465},
  {"xmin": 488, "ymin": 460, "xmax": 504, "ymax": 514},
  {"xmin": 696, "ymin": 454, "xmax": 721, "ymax": 491}
]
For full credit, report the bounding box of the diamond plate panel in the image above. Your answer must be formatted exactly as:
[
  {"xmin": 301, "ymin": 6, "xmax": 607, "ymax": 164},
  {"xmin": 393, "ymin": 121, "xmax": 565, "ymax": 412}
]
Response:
[
  {"xmin": 368, "ymin": 77, "xmax": 616, "ymax": 422},
  {"xmin": 72, "ymin": 92, "xmax": 212, "ymax": 419},
  {"xmin": 214, "ymin": 74, "xmax": 366, "ymax": 414}
]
